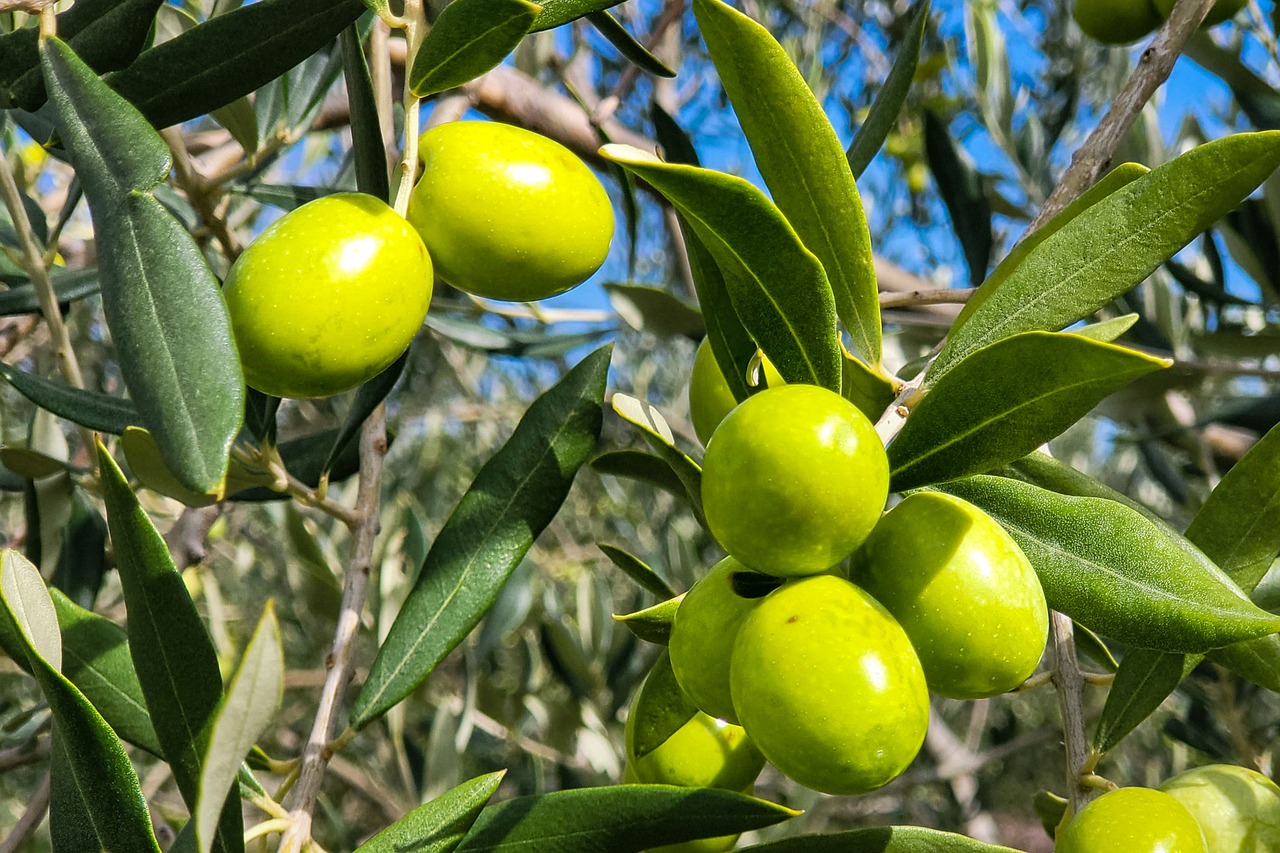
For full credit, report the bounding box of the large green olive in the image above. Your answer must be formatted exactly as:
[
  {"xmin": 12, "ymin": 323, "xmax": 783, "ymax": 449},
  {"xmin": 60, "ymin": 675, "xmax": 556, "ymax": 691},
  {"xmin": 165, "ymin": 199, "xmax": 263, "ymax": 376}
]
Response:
[
  {"xmin": 222, "ymin": 193, "xmax": 432, "ymax": 399},
  {"xmin": 1056, "ymin": 787, "xmax": 1209, "ymax": 853},
  {"xmin": 668, "ymin": 557, "xmax": 779, "ymax": 724},
  {"xmin": 729, "ymin": 574, "xmax": 928, "ymax": 795},
  {"xmin": 1073, "ymin": 0, "xmax": 1162, "ymax": 44},
  {"xmin": 701, "ymin": 384, "xmax": 889, "ymax": 576},
  {"xmin": 687, "ymin": 338, "xmax": 784, "ymax": 447},
  {"xmin": 852, "ymin": 491, "xmax": 1049, "ymax": 699},
  {"xmin": 1160, "ymin": 764, "xmax": 1280, "ymax": 852},
  {"xmin": 407, "ymin": 121, "xmax": 614, "ymax": 302}
]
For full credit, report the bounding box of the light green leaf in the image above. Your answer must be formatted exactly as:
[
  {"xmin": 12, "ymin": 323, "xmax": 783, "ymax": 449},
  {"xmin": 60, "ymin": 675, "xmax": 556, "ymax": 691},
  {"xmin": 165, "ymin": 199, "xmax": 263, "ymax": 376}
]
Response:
[
  {"xmin": 1071, "ymin": 314, "xmax": 1140, "ymax": 343},
  {"xmin": 932, "ymin": 133, "xmax": 1280, "ymax": 378},
  {"xmin": 629, "ymin": 650, "xmax": 697, "ymax": 760},
  {"xmin": 122, "ymin": 426, "xmax": 222, "ymax": 507},
  {"xmin": 351, "ymin": 346, "xmax": 609, "ymax": 728},
  {"xmin": 845, "ymin": 0, "xmax": 930, "ymax": 179},
  {"xmin": 611, "ymin": 394, "xmax": 703, "ymax": 521},
  {"xmin": 454, "ymin": 786, "xmax": 798, "ymax": 852},
  {"xmin": 529, "ymin": 0, "xmax": 623, "ymax": 31},
  {"xmin": 694, "ymin": 0, "xmax": 879, "ymax": 364},
  {"xmin": 602, "ymin": 144, "xmax": 840, "ymax": 392},
  {"xmin": 613, "ymin": 596, "xmax": 680, "ymax": 644},
  {"xmin": 44, "ymin": 38, "xmax": 244, "ymax": 495},
  {"xmin": 738, "ymin": 826, "xmax": 1023, "ymax": 851},
  {"xmin": 938, "ymin": 475, "xmax": 1280, "ymax": 653},
  {"xmin": 842, "ymin": 348, "xmax": 898, "ymax": 422},
  {"xmin": 1, "ymin": 550, "xmax": 162, "ymax": 853},
  {"xmin": 355, "ymin": 771, "xmax": 505, "ymax": 853},
  {"xmin": 98, "ymin": 444, "xmax": 242, "ymax": 852},
  {"xmin": 409, "ymin": 0, "xmax": 540, "ymax": 98},
  {"xmin": 196, "ymin": 603, "xmax": 283, "ymax": 853},
  {"xmin": 889, "ymin": 332, "xmax": 1169, "ymax": 490}
]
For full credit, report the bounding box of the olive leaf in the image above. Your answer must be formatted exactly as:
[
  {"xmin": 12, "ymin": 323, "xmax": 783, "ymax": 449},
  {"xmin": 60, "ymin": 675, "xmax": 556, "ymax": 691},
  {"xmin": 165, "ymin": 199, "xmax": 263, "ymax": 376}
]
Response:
[{"xmin": 408, "ymin": 0, "xmax": 541, "ymax": 98}]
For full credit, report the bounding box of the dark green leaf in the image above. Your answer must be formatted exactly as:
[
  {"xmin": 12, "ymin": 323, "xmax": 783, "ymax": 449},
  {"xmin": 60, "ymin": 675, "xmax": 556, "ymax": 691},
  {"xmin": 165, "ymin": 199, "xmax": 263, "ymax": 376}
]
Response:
[
  {"xmin": 529, "ymin": 0, "xmax": 624, "ymax": 32},
  {"xmin": 98, "ymin": 445, "xmax": 242, "ymax": 851},
  {"xmin": 0, "ymin": 361, "xmax": 139, "ymax": 434},
  {"xmin": 738, "ymin": 826, "xmax": 1024, "ymax": 852},
  {"xmin": 604, "ymin": 283, "xmax": 703, "ymax": 339},
  {"xmin": 611, "ymin": 394, "xmax": 704, "ymax": 523},
  {"xmin": 409, "ymin": 0, "xmax": 539, "ymax": 97},
  {"xmin": 1094, "ymin": 646, "xmax": 1190, "ymax": 754},
  {"xmin": 679, "ymin": 216, "xmax": 755, "ymax": 405},
  {"xmin": 629, "ymin": 651, "xmax": 697, "ymax": 760},
  {"xmin": 0, "ymin": 0, "xmax": 162, "ymax": 110},
  {"xmin": 1206, "ymin": 635, "xmax": 1280, "ymax": 691},
  {"xmin": 356, "ymin": 771, "xmax": 505, "ymax": 853},
  {"xmin": 591, "ymin": 449, "xmax": 690, "ymax": 501},
  {"xmin": 0, "ymin": 268, "xmax": 100, "ymax": 316},
  {"xmin": 50, "ymin": 589, "xmax": 162, "ymax": 756},
  {"xmin": 351, "ymin": 346, "xmax": 609, "ymax": 727},
  {"xmin": 938, "ymin": 475, "xmax": 1280, "ymax": 653},
  {"xmin": 650, "ymin": 101, "xmax": 700, "ymax": 168},
  {"xmin": 586, "ymin": 11, "xmax": 675, "ymax": 77},
  {"xmin": 695, "ymin": 0, "xmax": 880, "ymax": 364},
  {"xmin": 933, "ymin": 133, "xmax": 1280, "ymax": 378},
  {"xmin": 323, "ymin": 350, "xmax": 407, "ymax": 476},
  {"xmin": 45, "ymin": 38, "xmax": 244, "ymax": 495},
  {"xmin": 229, "ymin": 183, "xmax": 336, "ymax": 211},
  {"xmin": 1, "ymin": 550, "xmax": 162, "ymax": 853},
  {"xmin": 106, "ymin": 0, "xmax": 364, "ymax": 130},
  {"xmin": 454, "ymin": 786, "xmax": 797, "ymax": 852},
  {"xmin": 845, "ymin": 0, "xmax": 930, "ymax": 178},
  {"xmin": 922, "ymin": 109, "xmax": 992, "ymax": 287},
  {"xmin": 889, "ymin": 332, "xmax": 1168, "ymax": 490},
  {"xmin": 342, "ymin": 25, "xmax": 389, "ymax": 202},
  {"xmin": 51, "ymin": 490, "xmax": 108, "ymax": 610},
  {"xmin": 602, "ymin": 145, "xmax": 841, "ymax": 392},
  {"xmin": 598, "ymin": 543, "xmax": 677, "ymax": 600},
  {"xmin": 196, "ymin": 603, "xmax": 282, "ymax": 853}
]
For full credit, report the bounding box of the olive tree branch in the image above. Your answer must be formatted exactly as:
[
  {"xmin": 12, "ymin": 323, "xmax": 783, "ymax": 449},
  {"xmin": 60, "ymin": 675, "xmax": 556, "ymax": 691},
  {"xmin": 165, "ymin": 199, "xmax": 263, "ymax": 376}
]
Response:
[{"xmin": 161, "ymin": 127, "xmax": 242, "ymax": 260}]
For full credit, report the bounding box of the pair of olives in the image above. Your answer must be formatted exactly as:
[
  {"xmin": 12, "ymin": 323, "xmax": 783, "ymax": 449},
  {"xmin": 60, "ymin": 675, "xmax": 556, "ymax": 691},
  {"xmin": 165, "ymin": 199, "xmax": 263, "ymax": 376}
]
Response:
[{"xmin": 221, "ymin": 121, "xmax": 614, "ymax": 399}]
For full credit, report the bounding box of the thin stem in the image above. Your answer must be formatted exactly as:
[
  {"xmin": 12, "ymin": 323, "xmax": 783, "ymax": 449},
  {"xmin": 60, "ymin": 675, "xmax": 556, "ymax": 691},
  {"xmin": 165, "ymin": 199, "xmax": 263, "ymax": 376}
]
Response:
[
  {"xmin": 162, "ymin": 127, "xmax": 242, "ymax": 260},
  {"xmin": 1050, "ymin": 611, "xmax": 1098, "ymax": 813},
  {"xmin": 0, "ymin": 772, "xmax": 50, "ymax": 853},
  {"xmin": 878, "ymin": 287, "xmax": 975, "ymax": 310}
]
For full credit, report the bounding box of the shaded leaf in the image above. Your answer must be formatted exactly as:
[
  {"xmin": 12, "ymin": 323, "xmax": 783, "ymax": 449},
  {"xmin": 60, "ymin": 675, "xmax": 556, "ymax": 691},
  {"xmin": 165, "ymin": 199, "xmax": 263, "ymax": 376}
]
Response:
[
  {"xmin": 356, "ymin": 771, "xmax": 505, "ymax": 853},
  {"xmin": 598, "ymin": 543, "xmax": 677, "ymax": 600},
  {"xmin": 342, "ymin": 24, "xmax": 389, "ymax": 202},
  {"xmin": 933, "ymin": 133, "xmax": 1280, "ymax": 378},
  {"xmin": 1094, "ymin": 646, "xmax": 1190, "ymax": 754},
  {"xmin": 923, "ymin": 109, "xmax": 992, "ymax": 287},
  {"xmin": 0, "ymin": 362, "xmax": 139, "ymax": 434},
  {"xmin": 454, "ymin": 786, "xmax": 797, "ymax": 852},
  {"xmin": 229, "ymin": 427, "xmax": 364, "ymax": 502},
  {"xmin": 679, "ymin": 217, "xmax": 756, "ymax": 405},
  {"xmin": 605, "ymin": 283, "xmax": 703, "ymax": 339},
  {"xmin": 0, "ymin": 268, "xmax": 100, "ymax": 316},
  {"xmin": 611, "ymin": 394, "xmax": 703, "ymax": 522},
  {"xmin": 695, "ymin": 0, "xmax": 880, "ymax": 364},
  {"xmin": 938, "ymin": 475, "xmax": 1280, "ymax": 653},
  {"xmin": 846, "ymin": 0, "xmax": 931, "ymax": 178},
  {"xmin": 51, "ymin": 491, "xmax": 108, "ymax": 610},
  {"xmin": 196, "ymin": 603, "xmax": 283, "ymax": 853},
  {"xmin": 351, "ymin": 346, "xmax": 610, "ymax": 727},
  {"xmin": 587, "ymin": 11, "xmax": 675, "ymax": 78},
  {"xmin": 323, "ymin": 350, "xmax": 408, "ymax": 476},
  {"xmin": 629, "ymin": 651, "xmax": 696, "ymax": 759},
  {"xmin": 591, "ymin": 450, "xmax": 690, "ymax": 502},
  {"xmin": 409, "ymin": 0, "xmax": 540, "ymax": 98},
  {"xmin": 602, "ymin": 145, "xmax": 840, "ymax": 392},
  {"xmin": 738, "ymin": 826, "xmax": 1023, "ymax": 851},
  {"xmin": 44, "ymin": 38, "xmax": 244, "ymax": 495},
  {"xmin": 889, "ymin": 332, "xmax": 1168, "ymax": 490}
]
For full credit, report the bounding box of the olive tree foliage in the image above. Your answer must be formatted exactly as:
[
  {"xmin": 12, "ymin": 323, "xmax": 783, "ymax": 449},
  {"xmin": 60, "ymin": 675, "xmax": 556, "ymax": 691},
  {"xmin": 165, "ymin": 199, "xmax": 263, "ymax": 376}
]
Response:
[{"xmin": 2, "ymin": 0, "xmax": 1280, "ymax": 850}]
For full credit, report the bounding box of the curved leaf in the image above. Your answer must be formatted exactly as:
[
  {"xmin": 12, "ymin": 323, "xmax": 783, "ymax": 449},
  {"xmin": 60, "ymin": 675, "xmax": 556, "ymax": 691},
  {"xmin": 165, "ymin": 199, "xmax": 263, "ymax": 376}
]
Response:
[
  {"xmin": 322, "ymin": 351, "xmax": 408, "ymax": 477},
  {"xmin": 106, "ymin": 0, "xmax": 364, "ymax": 130},
  {"xmin": 680, "ymin": 216, "xmax": 757, "ymax": 405},
  {"xmin": 409, "ymin": 0, "xmax": 541, "ymax": 98},
  {"xmin": 629, "ymin": 650, "xmax": 696, "ymax": 760},
  {"xmin": 44, "ymin": 38, "xmax": 244, "ymax": 495},
  {"xmin": 356, "ymin": 771, "xmax": 505, "ymax": 853},
  {"xmin": 889, "ymin": 332, "xmax": 1169, "ymax": 490},
  {"xmin": 1, "ymin": 550, "xmax": 162, "ymax": 853},
  {"xmin": 0, "ymin": 268, "xmax": 100, "ymax": 316},
  {"xmin": 0, "ymin": 362, "xmax": 139, "ymax": 435},
  {"xmin": 846, "ymin": 0, "xmax": 931, "ymax": 179},
  {"xmin": 598, "ymin": 543, "xmax": 677, "ymax": 600},
  {"xmin": 455, "ymin": 786, "xmax": 798, "ymax": 852},
  {"xmin": 602, "ymin": 144, "xmax": 840, "ymax": 392},
  {"xmin": 933, "ymin": 132, "xmax": 1280, "ymax": 378},
  {"xmin": 738, "ymin": 826, "xmax": 1023, "ymax": 852},
  {"xmin": 587, "ymin": 11, "xmax": 675, "ymax": 78},
  {"xmin": 938, "ymin": 475, "xmax": 1280, "ymax": 653},
  {"xmin": 611, "ymin": 394, "xmax": 703, "ymax": 521},
  {"xmin": 695, "ymin": 0, "xmax": 879, "ymax": 364},
  {"xmin": 196, "ymin": 603, "xmax": 283, "ymax": 853},
  {"xmin": 591, "ymin": 450, "xmax": 688, "ymax": 499},
  {"xmin": 1094, "ymin": 646, "xmax": 1191, "ymax": 754},
  {"xmin": 614, "ymin": 596, "xmax": 680, "ymax": 644},
  {"xmin": 923, "ymin": 109, "xmax": 992, "ymax": 287},
  {"xmin": 529, "ymin": 0, "xmax": 624, "ymax": 32},
  {"xmin": 351, "ymin": 345, "xmax": 610, "ymax": 727},
  {"xmin": 341, "ymin": 24, "xmax": 389, "ymax": 202},
  {"xmin": 98, "ymin": 445, "xmax": 242, "ymax": 852}
]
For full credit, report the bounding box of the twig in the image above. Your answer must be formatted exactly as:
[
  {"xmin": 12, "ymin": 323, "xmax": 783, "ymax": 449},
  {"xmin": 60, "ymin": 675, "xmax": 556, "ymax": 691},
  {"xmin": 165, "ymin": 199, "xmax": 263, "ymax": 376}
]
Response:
[
  {"xmin": 0, "ymin": 737, "xmax": 50, "ymax": 771},
  {"xmin": 1050, "ymin": 611, "xmax": 1098, "ymax": 813},
  {"xmin": 1025, "ymin": 0, "xmax": 1217, "ymax": 233},
  {"xmin": 879, "ymin": 287, "xmax": 975, "ymax": 310},
  {"xmin": 161, "ymin": 127, "xmax": 242, "ymax": 260},
  {"xmin": 0, "ymin": 771, "xmax": 50, "ymax": 853}
]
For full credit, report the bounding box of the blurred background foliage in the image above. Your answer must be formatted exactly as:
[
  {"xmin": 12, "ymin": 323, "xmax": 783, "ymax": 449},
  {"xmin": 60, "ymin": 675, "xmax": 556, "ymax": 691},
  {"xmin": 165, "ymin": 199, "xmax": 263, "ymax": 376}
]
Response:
[{"xmin": 4, "ymin": 0, "xmax": 1280, "ymax": 851}]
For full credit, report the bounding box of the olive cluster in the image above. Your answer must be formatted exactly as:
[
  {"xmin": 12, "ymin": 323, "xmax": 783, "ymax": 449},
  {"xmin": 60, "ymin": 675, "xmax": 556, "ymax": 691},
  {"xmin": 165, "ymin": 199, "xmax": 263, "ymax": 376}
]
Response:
[
  {"xmin": 221, "ymin": 121, "xmax": 613, "ymax": 399},
  {"xmin": 1072, "ymin": 0, "xmax": 1245, "ymax": 46},
  {"xmin": 659, "ymin": 346, "xmax": 1050, "ymax": 797},
  {"xmin": 1055, "ymin": 765, "xmax": 1280, "ymax": 852}
]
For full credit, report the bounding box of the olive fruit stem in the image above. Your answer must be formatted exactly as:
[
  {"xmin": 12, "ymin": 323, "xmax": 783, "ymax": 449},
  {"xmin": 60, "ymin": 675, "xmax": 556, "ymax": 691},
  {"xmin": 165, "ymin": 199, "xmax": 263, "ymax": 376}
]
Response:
[{"xmin": 392, "ymin": 0, "xmax": 427, "ymax": 218}]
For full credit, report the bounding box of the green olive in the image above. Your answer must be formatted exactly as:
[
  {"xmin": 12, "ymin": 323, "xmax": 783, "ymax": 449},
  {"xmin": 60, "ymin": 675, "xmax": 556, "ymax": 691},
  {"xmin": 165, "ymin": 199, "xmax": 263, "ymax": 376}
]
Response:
[
  {"xmin": 729, "ymin": 574, "xmax": 929, "ymax": 795},
  {"xmin": 1073, "ymin": 0, "xmax": 1162, "ymax": 44},
  {"xmin": 407, "ymin": 121, "xmax": 614, "ymax": 302},
  {"xmin": 1160, "ymin": 764, "xmax": 1280, "ymax": 852},
  {"xmin": 701, "ymin": 384, "xmax": 889, "ymax": 576},
  {"xmin": 1056, "ymin": 787, "xmax": 1209, "ymax": 853},
  {"xmin": 222, "ymin": 193, "xmax": 432, "ymax": 399},
  {"xmin": 687, "ymin": 338, "xmax": 784, "ymax": 447},
  {"xmin": 852, "ymin": 491, "xmax": 1049, "ymax": 699}
]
